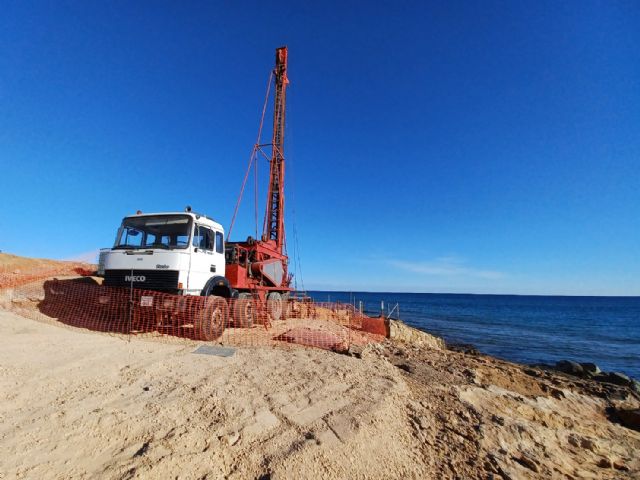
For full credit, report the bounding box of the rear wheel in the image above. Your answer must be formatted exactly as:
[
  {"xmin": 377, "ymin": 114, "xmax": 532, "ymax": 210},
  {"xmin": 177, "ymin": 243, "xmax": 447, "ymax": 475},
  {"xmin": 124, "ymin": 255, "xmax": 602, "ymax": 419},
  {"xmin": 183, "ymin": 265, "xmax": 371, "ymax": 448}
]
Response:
[
  {"xmin": 233, "ymin": 292, "xmax": 255, "ymax": 328},
  {"xmin": 267, "ymin": 292, "xmax": 283, "ymax": 322},
  {"xmin": 197, "ymin": 296, "xmax": 228, "ymax": 341}
]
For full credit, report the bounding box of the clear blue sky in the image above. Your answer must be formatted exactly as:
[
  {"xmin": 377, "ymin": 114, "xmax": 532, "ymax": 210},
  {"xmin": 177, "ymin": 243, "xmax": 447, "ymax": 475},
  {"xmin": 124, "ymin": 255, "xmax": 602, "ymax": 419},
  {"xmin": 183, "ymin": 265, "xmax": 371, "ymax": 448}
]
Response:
[{"xmin": 1, "ymin": 1, "xmax": 638, "ymax": 295}]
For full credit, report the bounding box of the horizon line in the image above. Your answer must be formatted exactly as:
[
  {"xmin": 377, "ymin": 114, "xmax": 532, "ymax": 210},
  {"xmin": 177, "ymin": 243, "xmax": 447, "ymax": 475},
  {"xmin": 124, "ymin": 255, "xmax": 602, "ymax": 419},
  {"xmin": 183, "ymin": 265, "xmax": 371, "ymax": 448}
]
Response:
[{"xmin": 305, "ymin": 289, "xmax": 640, "ymax": 299}]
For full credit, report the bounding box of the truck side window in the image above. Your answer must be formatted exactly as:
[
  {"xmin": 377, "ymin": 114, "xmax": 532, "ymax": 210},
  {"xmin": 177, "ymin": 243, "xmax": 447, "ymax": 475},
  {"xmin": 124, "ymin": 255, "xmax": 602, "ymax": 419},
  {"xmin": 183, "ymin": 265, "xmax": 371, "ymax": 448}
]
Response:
[
  {"xmin": 216, "ymin": 232, "xmax": 223, "ymax": 254},
  {"xmin": 206, "ymin": 229, "xmax": 215, "ymax": 250},
  {"xmin": 194, "ymin": 225, "xmax": 216, "ymax": 251},
  {"xmin": 193, "ymin": 225, "xmax": 202, "ymax": 248}
]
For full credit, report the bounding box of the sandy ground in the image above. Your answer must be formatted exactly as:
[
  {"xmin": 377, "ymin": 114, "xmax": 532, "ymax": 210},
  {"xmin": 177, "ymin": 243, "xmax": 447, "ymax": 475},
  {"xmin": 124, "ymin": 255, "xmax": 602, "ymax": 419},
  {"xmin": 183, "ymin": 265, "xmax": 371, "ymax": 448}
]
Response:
[
  {"xmin": 0, "ymin": 310, "xmax": 420, "ymax": 479},
  {"xmin": 1, "ymin": 309, "xmax": 639, "ymax": 480}
]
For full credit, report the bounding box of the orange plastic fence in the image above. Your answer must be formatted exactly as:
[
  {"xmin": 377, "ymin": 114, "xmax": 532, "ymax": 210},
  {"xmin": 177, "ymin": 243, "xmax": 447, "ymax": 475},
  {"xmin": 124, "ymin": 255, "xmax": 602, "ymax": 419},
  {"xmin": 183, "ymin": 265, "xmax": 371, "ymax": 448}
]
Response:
[{"xmin": 0, "ymin": 270, "xmax": 386, "ymax": 352}]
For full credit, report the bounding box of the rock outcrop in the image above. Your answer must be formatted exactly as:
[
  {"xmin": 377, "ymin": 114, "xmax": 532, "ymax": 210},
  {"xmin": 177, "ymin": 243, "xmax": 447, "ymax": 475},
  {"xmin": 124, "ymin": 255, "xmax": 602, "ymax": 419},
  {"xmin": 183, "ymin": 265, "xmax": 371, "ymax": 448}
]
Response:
[{"xmin": 388, "ymin": 319, "xmax": 445, "ymax": 350}]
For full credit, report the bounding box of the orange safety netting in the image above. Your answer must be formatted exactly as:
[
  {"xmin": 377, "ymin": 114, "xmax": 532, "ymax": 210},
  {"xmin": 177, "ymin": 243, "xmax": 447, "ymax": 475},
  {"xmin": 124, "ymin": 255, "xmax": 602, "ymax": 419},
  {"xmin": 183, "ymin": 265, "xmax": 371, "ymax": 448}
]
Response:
[{"xmin": 0, "ymin": 269, "xmax": 387, "ymax": 352}]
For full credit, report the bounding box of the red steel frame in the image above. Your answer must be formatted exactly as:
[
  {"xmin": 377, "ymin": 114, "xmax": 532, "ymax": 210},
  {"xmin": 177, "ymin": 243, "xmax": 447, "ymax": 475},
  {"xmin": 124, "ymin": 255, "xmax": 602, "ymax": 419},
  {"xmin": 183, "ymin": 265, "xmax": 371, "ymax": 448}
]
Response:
[{"xmin": 226, "ymin": 46, "xmax": 292, "ymax": 302}]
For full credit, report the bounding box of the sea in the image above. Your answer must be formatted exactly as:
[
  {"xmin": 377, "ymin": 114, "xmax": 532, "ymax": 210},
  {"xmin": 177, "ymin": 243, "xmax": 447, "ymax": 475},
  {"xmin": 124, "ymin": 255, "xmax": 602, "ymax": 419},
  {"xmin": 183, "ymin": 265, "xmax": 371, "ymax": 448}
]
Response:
[{"xmin": 308, "ymin": 291, "xmax": 640, "ymax": 380}]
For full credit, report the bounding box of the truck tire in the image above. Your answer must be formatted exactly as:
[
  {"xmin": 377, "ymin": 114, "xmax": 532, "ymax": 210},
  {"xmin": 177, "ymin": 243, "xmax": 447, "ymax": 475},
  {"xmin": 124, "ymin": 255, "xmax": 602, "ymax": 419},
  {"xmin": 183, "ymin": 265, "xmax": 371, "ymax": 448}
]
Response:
[
  {"xmin": 196, "ymin": 296, "xmax": 228, "ymax": 341},
  {"xmin": 267, "ymin": 292, "xmax": 283, "ymax": 322},
  {"xmin": 234, "ymin": 292, "xmax": 255, "ymax": 328}
]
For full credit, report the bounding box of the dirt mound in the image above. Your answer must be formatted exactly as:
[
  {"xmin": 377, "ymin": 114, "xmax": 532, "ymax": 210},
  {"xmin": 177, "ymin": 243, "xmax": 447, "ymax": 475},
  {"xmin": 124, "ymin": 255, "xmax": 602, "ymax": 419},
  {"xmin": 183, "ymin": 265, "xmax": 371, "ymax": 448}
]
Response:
[
  {"xmin": 0, "ymin": 253, "xmax": 95, "ymax": 290},
  {"xmin": 0, "ymin": 252, "xmax": 88, "ymax": 269}
]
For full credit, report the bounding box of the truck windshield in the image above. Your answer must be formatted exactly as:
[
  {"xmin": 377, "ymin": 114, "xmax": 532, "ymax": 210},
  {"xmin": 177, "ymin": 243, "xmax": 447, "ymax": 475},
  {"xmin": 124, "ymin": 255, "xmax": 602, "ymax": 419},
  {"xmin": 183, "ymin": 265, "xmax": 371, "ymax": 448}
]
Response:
[{"xmin": 114, "ymin": 215, "xmax": 192, "ymax": 250}]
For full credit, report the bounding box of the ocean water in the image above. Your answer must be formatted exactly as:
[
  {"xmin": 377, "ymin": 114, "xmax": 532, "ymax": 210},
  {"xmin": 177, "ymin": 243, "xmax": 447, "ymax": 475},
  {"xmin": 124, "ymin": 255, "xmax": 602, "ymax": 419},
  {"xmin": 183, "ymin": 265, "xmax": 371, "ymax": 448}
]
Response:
[{"xmin": 308, "ymin": 291, "xmax": 640, "ymax": 380}]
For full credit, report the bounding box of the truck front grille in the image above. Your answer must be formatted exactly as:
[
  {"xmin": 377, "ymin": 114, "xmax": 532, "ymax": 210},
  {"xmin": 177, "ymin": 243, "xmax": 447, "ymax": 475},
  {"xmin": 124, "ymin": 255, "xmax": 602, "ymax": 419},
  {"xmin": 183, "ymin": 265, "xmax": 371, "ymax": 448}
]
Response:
[{"xmin": 103, "ymin": 269, "xmax": 179, "ymax": 291}]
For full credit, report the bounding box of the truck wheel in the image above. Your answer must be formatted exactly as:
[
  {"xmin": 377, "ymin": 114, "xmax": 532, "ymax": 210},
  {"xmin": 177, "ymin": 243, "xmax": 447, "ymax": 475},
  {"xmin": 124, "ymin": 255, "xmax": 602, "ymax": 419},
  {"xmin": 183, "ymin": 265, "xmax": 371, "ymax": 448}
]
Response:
[
  {"xmin": 234, "ymin": 293, "xmax": 254, "ymax": 328},
  {"xmin": 267, "ymin": 292, "xmax": 283, "ymax": 322},
  {"xmin": 197, "ymin": 296, "xmax": 228, "ymax": 341}
]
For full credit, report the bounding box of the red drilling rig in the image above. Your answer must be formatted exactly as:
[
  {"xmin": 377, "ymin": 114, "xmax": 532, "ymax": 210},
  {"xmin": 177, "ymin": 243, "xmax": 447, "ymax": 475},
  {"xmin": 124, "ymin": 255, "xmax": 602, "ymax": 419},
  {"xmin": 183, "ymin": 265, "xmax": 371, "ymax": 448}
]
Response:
[
  {"xmin": 224, "ymin": 46, "xmax": 293, "ymax": 322},
  {"xmin": 100, "ymin": 47, "xmax": 299, "ymax": 331}
]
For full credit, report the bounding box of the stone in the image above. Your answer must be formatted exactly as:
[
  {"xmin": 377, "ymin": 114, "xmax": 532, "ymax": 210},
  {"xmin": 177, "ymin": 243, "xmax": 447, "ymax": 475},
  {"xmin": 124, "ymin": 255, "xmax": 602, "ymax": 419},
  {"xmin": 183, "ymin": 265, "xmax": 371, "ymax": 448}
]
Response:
[
  {"xmin": 397, "ymin": 363, "xmax": 414, "ymax": 374},
  {"xmin": 389, "ymin": 320, "xmax": 445, "ymax": 350},
  {"xmin": 579, "ymin": 437, "xmax": 597, "ymax": 452},
  {"xmin": 447, "ymin": 343, "xmax": 480, "ymax": 355},
  {"xmin": 567, "ymin": 434, "xmax": 597, "ymax": 451},
  {"xmin": 568, "ymin": 434, "xmax": 580, "ymax": 448},
  {"xmin": 491, "ymin": 414, "xmax": 505, "ymax": 426},
  {"xmin": 555, "ymin": 360, "xmax": 583, "ymax": 376},
  {"xmin": 613, "ymin": 461, "xmax": 630, "ymax": 472},
  {"xmin": 347, "ymin": 344, "xmax": 363, "ymax": 358},
  {"xmin": 597, "ymin": 457, "xmax": 612, "ymax": 469},
  {"xmin": 604, "ymin": 372, "xmax": 631, "ymax": 386},
  {"xmin": 416, "ymin": 416, "xmax": 429, "ymax": 430},
  {"xmin": 223, "ymin": 432, "xmax": 240, "ymax": 446},
  {"xmin": 514, "ymin": 454, "xmax": 539, "ymax": 473},
  {"xmin": 616, "ymin": 408, "xmax": 640, "ymax": 432},
  {"xmin": 580, "ymin": 362, "xmax": 601, "ymax": 375}
]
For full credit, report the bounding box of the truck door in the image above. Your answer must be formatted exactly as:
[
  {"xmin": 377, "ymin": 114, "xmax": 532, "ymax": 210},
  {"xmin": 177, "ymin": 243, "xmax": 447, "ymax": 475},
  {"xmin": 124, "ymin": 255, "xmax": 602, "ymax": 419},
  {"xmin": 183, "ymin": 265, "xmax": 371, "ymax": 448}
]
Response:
[{"xmin": 188, "ymin": 224, "xmax": 216, "ymax": 294}]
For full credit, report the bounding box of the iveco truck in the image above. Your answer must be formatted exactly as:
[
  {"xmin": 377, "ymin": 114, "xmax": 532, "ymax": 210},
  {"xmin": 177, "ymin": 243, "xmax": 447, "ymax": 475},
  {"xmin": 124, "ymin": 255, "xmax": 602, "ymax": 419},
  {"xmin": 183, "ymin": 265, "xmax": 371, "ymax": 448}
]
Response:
[{"xmin": 100, "ymin": 209, "xmax": 230, "ymax": 297}]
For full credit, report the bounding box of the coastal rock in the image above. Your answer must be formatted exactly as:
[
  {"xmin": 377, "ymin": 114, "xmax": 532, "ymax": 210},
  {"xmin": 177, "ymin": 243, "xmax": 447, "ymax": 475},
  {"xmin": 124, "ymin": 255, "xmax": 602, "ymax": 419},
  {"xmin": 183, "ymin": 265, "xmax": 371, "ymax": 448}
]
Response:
[
  {"xmin": 580, "ymin": 437, "xmax": 598, "ymax": 452},
  {"xmin": 491, "ymin": 414, "xmax": 505, "ymax": 426},
  {"xmin": 567, "ymin": 434, "xmax": 597, "ymax": 451},
  {"xmin": 523, "ymin": 368, "xmax": 542, "ymax": 378},
  {"xmin": 555, "ymin": 360, "xmax": 584, "ymax": 376},
  {"xmin": 347, "ymin": 344, "xmax": 363, "ymax": 358},
  {"xmin": 614, "ymin": 461, "xmax": 630, "ymax": 472},
  {"xmin": 397, "ymin": 363, "xmax": 414, "ymax": 374},
  {"xmin": 604, "ymin": 372, "xmax": 631, "ymax": 386},
  {"xmin": 593, "ymin": 373, "xmax": 610, "ymax": 383},
  {"xmin": 597, "ymin": 457, "xmax": 613, "ymax": 469},
  {"xmin": 616, "ymin": 408, "xmax": 640, "ymax": 432},
  {"xmin": 447, "ymin": 343, "xmax": 481, "ymax": 355},
  {"xmin": 388, "ymin": 320, "xmax": 445, "ymax": 350},
  {"xmin": 567, "ymin": 434, "xmax": 579, "ymax": 448},
  {"xmin": 580, "ymin": 362, "xmax": 601, "ymax": 375}
]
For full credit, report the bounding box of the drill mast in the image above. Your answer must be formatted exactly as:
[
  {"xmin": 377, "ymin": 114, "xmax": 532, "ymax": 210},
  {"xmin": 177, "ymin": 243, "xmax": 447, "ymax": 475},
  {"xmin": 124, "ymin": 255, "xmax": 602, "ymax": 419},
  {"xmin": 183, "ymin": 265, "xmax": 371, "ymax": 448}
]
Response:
[{"xmin": 264, "ymin": 46, "xmax": 288, "ymax": 252}]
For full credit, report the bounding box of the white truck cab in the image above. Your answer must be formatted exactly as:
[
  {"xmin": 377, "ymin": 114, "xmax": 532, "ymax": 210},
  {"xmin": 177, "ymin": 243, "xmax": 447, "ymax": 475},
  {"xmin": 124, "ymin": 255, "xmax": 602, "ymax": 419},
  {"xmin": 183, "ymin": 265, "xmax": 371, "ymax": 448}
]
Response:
[{"xmin": 101, "ymin": 210, "xmax": 228, "ymax": 296}]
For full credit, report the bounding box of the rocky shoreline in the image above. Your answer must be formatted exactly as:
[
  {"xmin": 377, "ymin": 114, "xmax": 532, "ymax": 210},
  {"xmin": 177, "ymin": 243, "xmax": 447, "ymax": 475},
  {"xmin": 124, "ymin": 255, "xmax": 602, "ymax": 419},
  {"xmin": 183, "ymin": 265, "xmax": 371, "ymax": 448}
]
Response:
[
  {"xmin": 540, "ymin": 359, "xmax": 640, "ymax": 395},
  {"xmin": 366, "ymin": 320, "xmax": 640, "ymax": 477},
  {"xmin": 443, "ymin": 337, "xmax": 640, "ymax": 433}
]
